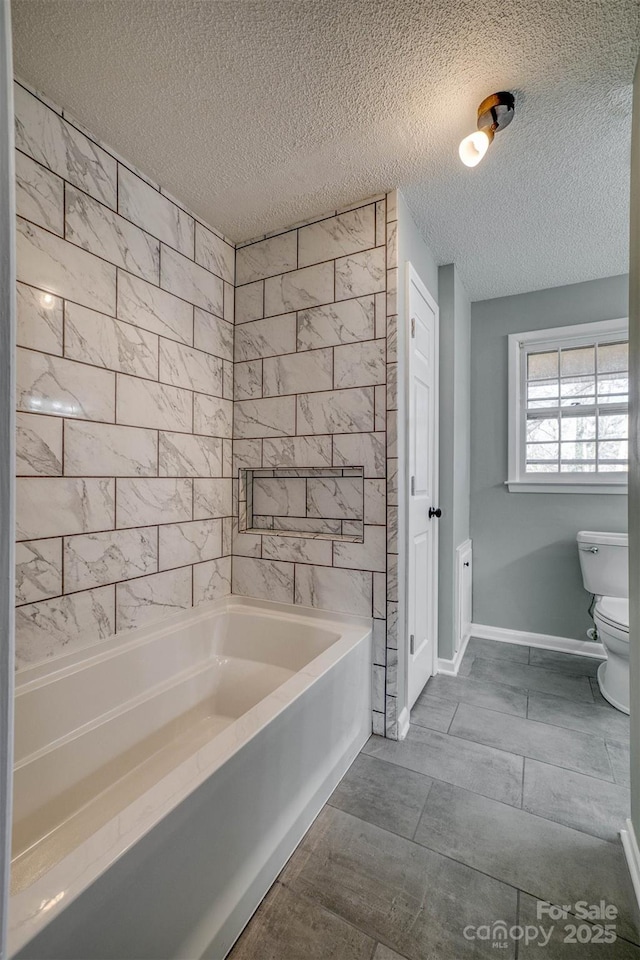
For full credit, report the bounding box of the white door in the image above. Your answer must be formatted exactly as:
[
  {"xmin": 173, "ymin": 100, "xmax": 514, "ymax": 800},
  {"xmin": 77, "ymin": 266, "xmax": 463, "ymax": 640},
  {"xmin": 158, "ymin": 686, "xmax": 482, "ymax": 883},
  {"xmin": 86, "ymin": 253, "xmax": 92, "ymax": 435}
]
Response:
[{"xmin": 407, "ymin": 265, "xmax": 439, "ymax": 709}]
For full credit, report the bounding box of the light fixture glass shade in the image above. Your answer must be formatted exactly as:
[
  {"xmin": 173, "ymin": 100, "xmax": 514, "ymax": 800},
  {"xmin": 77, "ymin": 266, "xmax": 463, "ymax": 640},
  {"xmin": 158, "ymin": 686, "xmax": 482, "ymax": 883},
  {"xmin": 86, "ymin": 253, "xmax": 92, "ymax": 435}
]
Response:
[{"xmin": 458, "ymin": 129, "xmax": 491, "ymax": 167}]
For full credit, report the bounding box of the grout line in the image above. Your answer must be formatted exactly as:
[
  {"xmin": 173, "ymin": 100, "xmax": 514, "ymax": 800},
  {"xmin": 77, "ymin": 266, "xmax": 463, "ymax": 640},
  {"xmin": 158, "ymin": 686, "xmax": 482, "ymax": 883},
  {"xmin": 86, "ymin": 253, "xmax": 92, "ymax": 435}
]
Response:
[
  {"xmin": 236, "ymin": 346, "xmax": 384, "ymax": 382},
  {"xmin": 442, "ymin": 716, "xmax": 618, "ymax": 785},
  {"xmin": 16, "ymin": 414, "xmax": 231, "ymax": 445},
  {"xmin": 460, "ymin": 652, "xmax": 598, "ymax": 685},
  {"xmin": 15, "ymin": 549, "xmax": 230, "ymax": 608},
  {"xmin": 604, "ymin": 740, "xmax": 621, "ymax": 784},
  {"xmin": 18, "ymin": 341, "xmax": 230, "ymax": 400},
  {"xmin": 271, "ymin": 880, "xmax": 384, "ymax": 960},
  {"xmin": 305, "ymin": 802, "xmax": 531, "ymax": 902},
  {"xmin": 20, "ymin": 273, "xmax": 210, "ymax": 349},
  {"xmin": 362, "ymin": 745, "xmax": 627, "ymax": 848},
  {"xmin": 60, "ymin": 296, "xmax": 67, "ymax": 358},
  {"xmin": 16, "ymin": 504, "xmax": 232, "ymax": 544},
  {"xmin": 60, "ymin": 404, "xmax": 66, "ymax": 477},
  {"xmin": 409, "ymin": 778, "xmax": 435, "ymax": 844},
  {"xmin": 17, "ymin": 211, "xmax": 227, "ymax": 320},
  {"xmin": 45, "ymin": 167, "xmax": 226, "ymax": 278},
  {"xmin": 236, "ymin": 284, "xmax": 383, "ymax": 320},
  {"xmin": 60, "ymin": 533, "xmax": 65, "ymax": 597},
  {"xmin": 237, "ymin": 200, "xmax": 378, "ymax": 251},
  {"xmin": 446, "ymin": 700, "xmax": 460, "ymax": 733},
  {"xmin": 374, "ymin": 200, "xmax": 378, "ymax": 252}
]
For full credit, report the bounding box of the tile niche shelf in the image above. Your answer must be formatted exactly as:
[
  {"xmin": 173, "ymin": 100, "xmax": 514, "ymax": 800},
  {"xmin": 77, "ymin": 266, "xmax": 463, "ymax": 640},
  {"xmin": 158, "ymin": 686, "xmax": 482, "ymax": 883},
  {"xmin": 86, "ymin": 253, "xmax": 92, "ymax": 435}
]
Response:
[{"xmin": 238, "ymin": 467, "xmax": 365, "ymax": 543}]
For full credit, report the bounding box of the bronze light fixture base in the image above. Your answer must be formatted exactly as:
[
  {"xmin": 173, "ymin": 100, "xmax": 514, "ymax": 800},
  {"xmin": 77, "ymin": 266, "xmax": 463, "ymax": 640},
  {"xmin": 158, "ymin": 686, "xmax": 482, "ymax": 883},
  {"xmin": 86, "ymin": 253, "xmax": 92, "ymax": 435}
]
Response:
[{"xmin": 476, "ymin": 91, "xmax": 516, "ymax": 134}]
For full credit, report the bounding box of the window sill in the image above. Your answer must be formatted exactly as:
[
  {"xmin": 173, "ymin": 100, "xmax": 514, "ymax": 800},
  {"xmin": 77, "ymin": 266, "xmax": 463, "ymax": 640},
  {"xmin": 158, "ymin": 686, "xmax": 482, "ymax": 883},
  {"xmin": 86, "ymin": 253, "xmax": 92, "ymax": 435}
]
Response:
[{"xmin": 506, "ymin": 480, "xmax": 628, "ymax": 495}]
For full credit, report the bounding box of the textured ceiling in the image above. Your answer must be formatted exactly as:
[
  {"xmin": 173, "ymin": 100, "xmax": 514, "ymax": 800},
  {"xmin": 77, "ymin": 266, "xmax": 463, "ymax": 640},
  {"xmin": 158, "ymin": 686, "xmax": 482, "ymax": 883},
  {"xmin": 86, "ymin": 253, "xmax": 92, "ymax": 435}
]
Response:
[{"xmin": 10, "ymin": 0, "xmax": 640, "ymax": 300}]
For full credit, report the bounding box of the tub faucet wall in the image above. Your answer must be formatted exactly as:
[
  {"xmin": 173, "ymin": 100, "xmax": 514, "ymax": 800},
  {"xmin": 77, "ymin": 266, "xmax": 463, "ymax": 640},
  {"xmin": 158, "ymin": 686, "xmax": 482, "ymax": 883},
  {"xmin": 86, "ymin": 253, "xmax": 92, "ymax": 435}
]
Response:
[{"xmin": 14, "ymin": 79, "xmax": 235, "ymax": 668}]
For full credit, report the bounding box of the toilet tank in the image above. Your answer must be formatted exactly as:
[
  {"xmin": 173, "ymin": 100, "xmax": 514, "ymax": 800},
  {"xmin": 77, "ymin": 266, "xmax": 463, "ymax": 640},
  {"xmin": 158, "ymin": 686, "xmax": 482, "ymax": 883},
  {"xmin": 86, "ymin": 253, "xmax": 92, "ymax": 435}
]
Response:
[{"xmin": 577, "ymin": 530, "xmax": 628, "ymax": 598}]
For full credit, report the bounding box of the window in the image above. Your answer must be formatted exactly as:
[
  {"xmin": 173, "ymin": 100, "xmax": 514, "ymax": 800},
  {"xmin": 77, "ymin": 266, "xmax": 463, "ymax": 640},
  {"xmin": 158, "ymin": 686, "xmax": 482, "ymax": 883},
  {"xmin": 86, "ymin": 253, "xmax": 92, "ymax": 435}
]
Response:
[{"xmin": 507, "ymin": 319, "xmax": 629, "ymax": 493}]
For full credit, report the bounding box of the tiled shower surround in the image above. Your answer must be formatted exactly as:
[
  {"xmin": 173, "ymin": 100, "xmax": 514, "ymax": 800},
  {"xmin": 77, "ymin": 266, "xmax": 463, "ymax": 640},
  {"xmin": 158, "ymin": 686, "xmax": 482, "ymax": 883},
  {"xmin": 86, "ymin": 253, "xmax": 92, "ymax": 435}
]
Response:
[
  {"xmin": 13, "ymin": 80, "xmax": 400, "ymax": 737},
  {"xmin": 13, "ymin": 81, "xmax": 235, "ymax": 667},
  {"xmin": 233, "ymin": 195, "xmax": 399, "ymax": 737}
]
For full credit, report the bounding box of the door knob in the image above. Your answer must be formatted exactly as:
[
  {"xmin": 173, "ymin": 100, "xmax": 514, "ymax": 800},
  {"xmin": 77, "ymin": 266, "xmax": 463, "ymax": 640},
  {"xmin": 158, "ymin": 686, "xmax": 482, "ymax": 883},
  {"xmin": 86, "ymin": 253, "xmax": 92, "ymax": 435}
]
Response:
[{"xmin": 428, "ymin": 507, "xmax": 442, "ymax": 519}]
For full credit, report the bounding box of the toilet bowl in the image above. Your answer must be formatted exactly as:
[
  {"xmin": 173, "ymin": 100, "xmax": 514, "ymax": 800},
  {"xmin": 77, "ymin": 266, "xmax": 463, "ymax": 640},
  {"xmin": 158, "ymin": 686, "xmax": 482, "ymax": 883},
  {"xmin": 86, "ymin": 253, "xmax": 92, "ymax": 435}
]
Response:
[
  {"xmin": 593, "ymin": 596, "xmax": 629, "ymax": 714},
  {"xmin": 577, "ymin": 530, "xmax": 629, "ymax": 715}
]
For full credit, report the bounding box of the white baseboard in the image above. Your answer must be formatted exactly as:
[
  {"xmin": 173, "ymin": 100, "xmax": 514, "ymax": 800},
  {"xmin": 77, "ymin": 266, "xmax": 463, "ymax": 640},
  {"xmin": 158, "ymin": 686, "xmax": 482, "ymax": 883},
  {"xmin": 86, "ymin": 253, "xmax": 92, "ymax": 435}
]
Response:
[
  {"xmin": 436, "ymin": 630, "xmax": 471, "ymax": 676},
  {"xmin": 621, "ymin": 820, "xmax": 640, "ymax": 914},
  {"xmin": 469, "ymin": 622, "xmax": 606, "ymax": 660}
]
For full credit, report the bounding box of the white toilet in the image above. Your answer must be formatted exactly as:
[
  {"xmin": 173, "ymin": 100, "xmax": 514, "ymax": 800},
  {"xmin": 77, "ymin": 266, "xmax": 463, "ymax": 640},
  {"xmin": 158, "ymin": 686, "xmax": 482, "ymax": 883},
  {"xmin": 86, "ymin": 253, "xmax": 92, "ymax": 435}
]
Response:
[{"xmin": 577, "ymin": 530, "xmax": 629, "ymax": 714}]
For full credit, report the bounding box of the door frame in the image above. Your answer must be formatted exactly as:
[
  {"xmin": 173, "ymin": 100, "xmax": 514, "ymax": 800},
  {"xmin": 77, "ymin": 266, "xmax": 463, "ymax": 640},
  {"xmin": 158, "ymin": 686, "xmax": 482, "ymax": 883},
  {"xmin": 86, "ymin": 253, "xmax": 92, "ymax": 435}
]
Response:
[
  {"xmin": 622, "ymin": 54, "xmax": 640, "ymax": 900},
  {"xmin": 397, "ymin": 262, "xmax": 439, "ymax": 738}
]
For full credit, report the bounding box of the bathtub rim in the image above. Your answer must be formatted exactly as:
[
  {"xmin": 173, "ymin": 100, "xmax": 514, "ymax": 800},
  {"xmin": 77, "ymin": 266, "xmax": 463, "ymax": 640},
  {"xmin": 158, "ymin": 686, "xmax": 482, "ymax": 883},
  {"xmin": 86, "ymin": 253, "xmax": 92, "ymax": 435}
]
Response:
[
  {"xmin": 9, "ymin": 596, "xmax": 372, "ymax": 957},
  {"xmin": 14, "ymin": 594, "xmax": 369, "ymax": 691}
]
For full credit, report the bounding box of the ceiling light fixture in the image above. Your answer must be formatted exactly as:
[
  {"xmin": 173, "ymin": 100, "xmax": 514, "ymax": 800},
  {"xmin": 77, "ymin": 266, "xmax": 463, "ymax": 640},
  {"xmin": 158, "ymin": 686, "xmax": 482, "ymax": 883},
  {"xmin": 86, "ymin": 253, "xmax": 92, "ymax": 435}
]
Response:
[{"xmin": 459, "ymin": 91, "xmax": 515, "ymax": 167}]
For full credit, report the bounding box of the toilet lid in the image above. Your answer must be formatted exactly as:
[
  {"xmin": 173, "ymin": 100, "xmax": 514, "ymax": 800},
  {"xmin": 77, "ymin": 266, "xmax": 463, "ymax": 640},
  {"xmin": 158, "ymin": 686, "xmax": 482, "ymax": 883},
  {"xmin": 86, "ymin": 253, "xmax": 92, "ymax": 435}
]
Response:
[{"xmin": 595, "ymin": 597, "xmax": 629, "ymax": 631}]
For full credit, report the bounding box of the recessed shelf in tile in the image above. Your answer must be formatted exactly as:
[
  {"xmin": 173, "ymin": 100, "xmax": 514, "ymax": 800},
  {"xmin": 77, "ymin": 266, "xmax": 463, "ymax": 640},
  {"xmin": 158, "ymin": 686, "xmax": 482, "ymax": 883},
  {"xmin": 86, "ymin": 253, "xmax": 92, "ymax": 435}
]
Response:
[{"xmin": 238, "ymin": 467, "xmax": 364, "ymax": 543}]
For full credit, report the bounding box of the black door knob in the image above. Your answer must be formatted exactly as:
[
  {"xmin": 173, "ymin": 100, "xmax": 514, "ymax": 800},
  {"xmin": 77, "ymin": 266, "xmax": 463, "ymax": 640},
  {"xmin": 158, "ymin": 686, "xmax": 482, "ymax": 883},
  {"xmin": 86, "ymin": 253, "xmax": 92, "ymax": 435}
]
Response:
[{"xmin": 428, "ymin": 507, "xmax": 442, "ymax": 519}]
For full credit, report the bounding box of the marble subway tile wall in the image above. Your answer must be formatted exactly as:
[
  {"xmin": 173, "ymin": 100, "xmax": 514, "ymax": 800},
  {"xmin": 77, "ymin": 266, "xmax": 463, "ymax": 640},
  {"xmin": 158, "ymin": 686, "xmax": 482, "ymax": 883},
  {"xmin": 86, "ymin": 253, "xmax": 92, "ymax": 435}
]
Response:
[
  {"xmin": 13, "ymin": 80, "xmax": 234, "ymax": 668},
  {"xmin": 13, "ymin": 76, "xmax": 401, "ymax": 737},
  {"xmin": 234, "ymin": 195, "xmax": 399, "ymax": 736},
  {"xmin": 385, "ymin": 192, "xmax": 399, "ymax": 739}
]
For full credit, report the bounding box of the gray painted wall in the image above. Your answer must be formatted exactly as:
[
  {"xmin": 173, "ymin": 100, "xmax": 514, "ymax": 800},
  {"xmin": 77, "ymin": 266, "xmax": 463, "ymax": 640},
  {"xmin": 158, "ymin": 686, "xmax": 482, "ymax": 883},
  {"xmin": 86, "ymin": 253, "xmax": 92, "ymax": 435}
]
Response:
[
  {"xmin": 471, "ymin": 275, "xmax": 629, "ymax": 640},
  {"xmin": 438, "ymin": 264, "xmax": 471, "ymax": 661},
  {"xmin": 0, "ymin": 4, "xmax": 15, "ymax": 956},
  {"xmin": 396, "ymin": 192, "xmax": 439, "ymax": 710},
  {"xmin": 396, "ymin": 192, "xmax": 439, "ymax": 302}
]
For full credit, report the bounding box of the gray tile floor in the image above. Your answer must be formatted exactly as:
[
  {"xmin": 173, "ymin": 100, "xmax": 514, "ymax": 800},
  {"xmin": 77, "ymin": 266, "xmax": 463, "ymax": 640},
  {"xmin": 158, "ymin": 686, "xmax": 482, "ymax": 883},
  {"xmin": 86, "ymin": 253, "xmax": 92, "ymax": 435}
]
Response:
[{"xmin": 229, "ymin": 637, "xmax": 638, "ymax": 959}]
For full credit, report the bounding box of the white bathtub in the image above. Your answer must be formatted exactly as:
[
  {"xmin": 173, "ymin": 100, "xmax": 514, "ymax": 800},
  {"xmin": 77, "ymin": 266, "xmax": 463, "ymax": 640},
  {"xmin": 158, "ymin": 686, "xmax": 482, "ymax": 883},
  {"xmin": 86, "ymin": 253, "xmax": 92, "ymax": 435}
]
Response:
[{"xmin": 9, "ymin": 596, "xmax": 372, "ymax": 959}]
